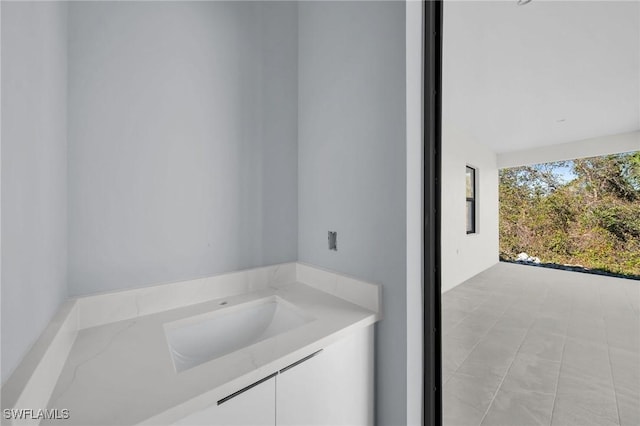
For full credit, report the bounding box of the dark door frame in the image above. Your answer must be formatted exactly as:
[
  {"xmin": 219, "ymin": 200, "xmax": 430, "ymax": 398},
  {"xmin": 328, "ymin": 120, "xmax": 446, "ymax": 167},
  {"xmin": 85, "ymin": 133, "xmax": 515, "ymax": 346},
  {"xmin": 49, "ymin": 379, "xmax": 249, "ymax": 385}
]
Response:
[{"xmin": 423, "ymin": 1, "xmax": 443, "ymax": 425}]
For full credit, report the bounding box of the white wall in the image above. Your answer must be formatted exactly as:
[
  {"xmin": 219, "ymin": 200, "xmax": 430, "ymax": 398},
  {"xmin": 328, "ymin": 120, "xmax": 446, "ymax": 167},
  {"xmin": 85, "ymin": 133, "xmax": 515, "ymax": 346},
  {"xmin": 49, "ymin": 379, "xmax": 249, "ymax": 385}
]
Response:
[
  {"xmin": 1, "ymin": 1, "xmax": 68, "ymax": 383},
  {"xmin": 67, "ymin": 2, "xmax": 298, "ymax": 295},
  {"xmin": 297, "ymin": 2, "xmax": 407, "ymax": 424},
  {"xmin": 498, "ymin": 130, "xmax": 640, "ymax": 169},
  {"xmin": 441, "ymin": 1, "xmax": 639, "ymax": 154},
  {"xmin": 440, "ymin": 123, "xmax": 499, "ymax": 293}
]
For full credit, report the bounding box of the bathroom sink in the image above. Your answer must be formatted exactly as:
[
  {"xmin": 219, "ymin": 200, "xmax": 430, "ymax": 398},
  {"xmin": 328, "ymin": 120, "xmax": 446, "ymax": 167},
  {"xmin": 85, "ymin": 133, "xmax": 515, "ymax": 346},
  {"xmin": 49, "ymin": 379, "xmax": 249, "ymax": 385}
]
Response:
[{"xmin": 164, "ymin": 296, "xmax": 314, "ymax": 372}]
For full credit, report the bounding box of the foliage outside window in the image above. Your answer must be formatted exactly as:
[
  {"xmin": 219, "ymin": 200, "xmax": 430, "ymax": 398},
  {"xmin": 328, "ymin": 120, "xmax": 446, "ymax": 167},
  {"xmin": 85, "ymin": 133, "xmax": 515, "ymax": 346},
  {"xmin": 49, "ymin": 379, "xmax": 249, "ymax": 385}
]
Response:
[
  {"xmin": 466, "ymin": 166, "xmax": 476, "ymax": 234},
  {"xmin": 499, "ymin": 151, "xmax": 640, "ymax": 278}
]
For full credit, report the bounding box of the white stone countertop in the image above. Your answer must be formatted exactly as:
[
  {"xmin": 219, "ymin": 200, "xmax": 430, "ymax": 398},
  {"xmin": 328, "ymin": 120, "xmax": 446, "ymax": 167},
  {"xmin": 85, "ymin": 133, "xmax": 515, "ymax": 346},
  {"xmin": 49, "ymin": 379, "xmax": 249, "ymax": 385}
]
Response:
[{"xmin": 43, "ymin": 281, "xmax": 378, "ymax": 425}]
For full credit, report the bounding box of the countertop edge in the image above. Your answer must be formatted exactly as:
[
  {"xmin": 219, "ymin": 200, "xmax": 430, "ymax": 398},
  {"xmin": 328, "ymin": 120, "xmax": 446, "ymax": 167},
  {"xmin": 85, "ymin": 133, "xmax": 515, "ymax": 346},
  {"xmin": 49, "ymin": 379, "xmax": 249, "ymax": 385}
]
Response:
[{"xmin": 136, "ymin": 314, "xmax": 378, "ymax": 426}]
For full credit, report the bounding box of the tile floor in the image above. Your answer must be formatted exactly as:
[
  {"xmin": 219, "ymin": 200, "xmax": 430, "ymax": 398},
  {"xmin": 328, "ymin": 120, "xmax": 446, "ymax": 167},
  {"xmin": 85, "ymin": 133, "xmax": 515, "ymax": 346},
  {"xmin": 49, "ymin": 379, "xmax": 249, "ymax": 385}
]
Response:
[{"xmin": 443, "ymin": 262, "xmax": 640, "ymax": 426}]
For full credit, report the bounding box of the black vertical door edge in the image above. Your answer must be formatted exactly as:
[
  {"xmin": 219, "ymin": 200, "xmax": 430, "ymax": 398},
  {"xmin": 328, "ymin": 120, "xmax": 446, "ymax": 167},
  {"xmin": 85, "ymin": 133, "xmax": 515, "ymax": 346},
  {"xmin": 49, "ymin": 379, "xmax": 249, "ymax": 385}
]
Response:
[{"xmin": 423, "ymin": 1, "xmax": 443, "ymax": 426}]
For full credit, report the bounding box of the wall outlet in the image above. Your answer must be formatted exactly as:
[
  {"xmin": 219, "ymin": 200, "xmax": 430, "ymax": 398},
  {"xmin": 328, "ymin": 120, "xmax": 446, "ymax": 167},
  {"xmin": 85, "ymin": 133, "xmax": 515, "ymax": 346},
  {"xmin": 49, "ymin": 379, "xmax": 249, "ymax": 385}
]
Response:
[{"xmin": 328, "ymin": 231, "xmax": 337, "ymax": 251}]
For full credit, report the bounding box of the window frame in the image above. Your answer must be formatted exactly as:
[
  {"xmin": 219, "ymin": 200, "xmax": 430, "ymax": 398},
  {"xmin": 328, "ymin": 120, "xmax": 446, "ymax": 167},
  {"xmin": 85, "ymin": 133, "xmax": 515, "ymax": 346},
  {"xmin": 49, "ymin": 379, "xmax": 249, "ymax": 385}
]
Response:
[
  {"xmin": 466, "ymin": 165, "xmax": 477, "ymax": 234},
  {"xmin": 423, "ymin": 1, "xmax": 443, "ymax": 425}
]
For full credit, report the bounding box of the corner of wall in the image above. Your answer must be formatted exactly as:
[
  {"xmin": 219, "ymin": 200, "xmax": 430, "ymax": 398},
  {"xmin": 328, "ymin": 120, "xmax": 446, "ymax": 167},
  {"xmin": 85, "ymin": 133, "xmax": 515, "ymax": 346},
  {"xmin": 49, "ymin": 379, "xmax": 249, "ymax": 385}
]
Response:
[
  {"xmin": 0, "ymin": 0, "xmax": 70, "ymax": 384},
  {"xmin": 441, "ymin": 123, "xmax": 500, "ymax": 293}
]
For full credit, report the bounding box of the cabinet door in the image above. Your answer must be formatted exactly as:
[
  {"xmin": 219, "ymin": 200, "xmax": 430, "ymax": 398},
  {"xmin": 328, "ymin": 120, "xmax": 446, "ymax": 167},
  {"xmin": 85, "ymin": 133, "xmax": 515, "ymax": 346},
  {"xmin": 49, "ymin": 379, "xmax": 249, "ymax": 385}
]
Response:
[
  {"xmin": 174, "ymin": 376, "xmax": 276, "ymax": 426},
  {"xmin": 276, "ymin": 326, "xmax": 374, "ymax": 426}
]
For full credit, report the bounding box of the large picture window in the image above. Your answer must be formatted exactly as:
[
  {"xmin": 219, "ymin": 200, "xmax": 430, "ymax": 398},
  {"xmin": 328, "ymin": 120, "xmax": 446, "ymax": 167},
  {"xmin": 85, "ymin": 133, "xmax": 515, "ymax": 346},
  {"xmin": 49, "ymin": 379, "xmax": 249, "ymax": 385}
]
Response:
[{"xmin": 466, "ymin": 166, "xmax": 477, "ymax": 234}]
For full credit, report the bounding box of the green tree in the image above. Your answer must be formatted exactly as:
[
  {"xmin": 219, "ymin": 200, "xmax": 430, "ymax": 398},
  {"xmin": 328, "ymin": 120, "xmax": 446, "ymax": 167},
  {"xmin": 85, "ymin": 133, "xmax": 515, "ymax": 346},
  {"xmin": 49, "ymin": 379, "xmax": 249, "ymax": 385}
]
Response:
[{"xmin": 499, "ymin": 152, "xmax": 640, "ymax": 277}]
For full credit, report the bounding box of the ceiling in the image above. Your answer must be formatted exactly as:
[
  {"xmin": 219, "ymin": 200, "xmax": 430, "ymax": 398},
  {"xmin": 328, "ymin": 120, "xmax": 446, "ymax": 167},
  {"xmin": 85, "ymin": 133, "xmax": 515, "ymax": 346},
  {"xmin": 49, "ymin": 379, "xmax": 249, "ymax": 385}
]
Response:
[{"xmin": 442, "ymin": 0, "xmax": 640, "ymax": 154}]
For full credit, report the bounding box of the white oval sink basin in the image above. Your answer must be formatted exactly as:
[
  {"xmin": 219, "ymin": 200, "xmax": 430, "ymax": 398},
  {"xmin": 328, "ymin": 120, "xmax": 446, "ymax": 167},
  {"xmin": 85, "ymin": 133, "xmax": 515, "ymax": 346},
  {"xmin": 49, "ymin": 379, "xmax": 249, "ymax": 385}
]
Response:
[{"xmin": 164, "ymin": 296, "xmax": 314, "ymax": 372}]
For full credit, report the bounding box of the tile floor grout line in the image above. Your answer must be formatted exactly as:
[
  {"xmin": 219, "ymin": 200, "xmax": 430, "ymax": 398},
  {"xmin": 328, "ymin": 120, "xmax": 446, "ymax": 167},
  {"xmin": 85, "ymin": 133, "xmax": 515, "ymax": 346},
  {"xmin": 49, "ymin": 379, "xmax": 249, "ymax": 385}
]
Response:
[
  {"xmin": 444, "ymin": 265, "xmax": 638, "ymax": 426},
  {"xmin": 446, "ymin": 294, "xmax": 519, "ymax": 384},
  {"xmin": 443, "ymin": 291, "xmax": 511, "ymax": 348},
  {"xmin": 598, "ymin": 285, "xmax": 623, "ymax": 426},
  {"xmin": 477, "ymin": 288, "xmax": 548, "ymax": 426},
  {"xmin": 443, "ymin": 290, "xmax": 499, "ymax": 382},
  {"xmin": 444, "ymin": 291, "xmax": 501, "ymax": 337},
  {"xmin": 476, "ymin": 320, "xmax": 534, "ymax": 426},
  {"xmin": 548, "ymin": 297, "xmax": 573, "ymax": 426},
  {"xmin": 444, "ymin": 290, "xmax": 503, "ymax": 338}
]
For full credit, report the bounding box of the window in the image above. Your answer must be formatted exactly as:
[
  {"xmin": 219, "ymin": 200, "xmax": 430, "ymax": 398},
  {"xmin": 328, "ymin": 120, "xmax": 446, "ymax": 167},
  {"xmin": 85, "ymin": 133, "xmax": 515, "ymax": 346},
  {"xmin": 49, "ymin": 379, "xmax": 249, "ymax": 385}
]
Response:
[{"xmin": 466, "ymin": 166, "xmax": 476, "ymax": 234}]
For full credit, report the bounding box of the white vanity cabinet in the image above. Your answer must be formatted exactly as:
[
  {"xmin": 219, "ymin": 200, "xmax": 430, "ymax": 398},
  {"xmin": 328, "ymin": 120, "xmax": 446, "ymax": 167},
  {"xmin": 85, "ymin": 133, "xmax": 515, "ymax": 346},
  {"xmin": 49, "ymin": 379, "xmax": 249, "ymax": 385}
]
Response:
[
  {"xmin": 276, "ymin": 325, "xmax": 374, "ymax": 426},
  {"xmin": 174, "ymin": 375, "xmax": 276, "ymax": 426},
  {"xmin": 174, "ymin": 325, "xmax": 374, "ymax": 426}
]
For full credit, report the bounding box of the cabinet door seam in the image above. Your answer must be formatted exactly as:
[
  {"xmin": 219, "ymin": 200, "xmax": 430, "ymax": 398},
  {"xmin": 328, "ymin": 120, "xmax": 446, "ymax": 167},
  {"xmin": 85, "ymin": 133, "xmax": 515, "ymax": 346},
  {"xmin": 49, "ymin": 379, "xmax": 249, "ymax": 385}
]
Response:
[
  {"xmin": 217, "ymin": 372, "xmax": 278, "ymax": 406},
  {"xmin": 278, "ymin": 349, "xmax": 323, "ymax": 374}
]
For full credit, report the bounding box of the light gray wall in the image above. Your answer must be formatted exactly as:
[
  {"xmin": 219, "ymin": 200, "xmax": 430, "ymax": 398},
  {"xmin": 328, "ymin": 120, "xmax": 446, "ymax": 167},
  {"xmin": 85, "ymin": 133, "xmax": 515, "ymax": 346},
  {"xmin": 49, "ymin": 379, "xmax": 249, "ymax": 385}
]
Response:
[
  {"xmin": 405, "ymin": 2, "xmax": 423, "ymax": 424},
  {"xmin": 297, "ymin": 2, "xmax": 407, "ymax": 424},
  {"xmin": 260, "ymin": 2, "xmax": 299, "ymax": 266},
  {"xmin": 67, "ymin": 1, "xmax": 298, "ymax": 295},
  {"xmin": 1, "ymin": 1, "xmax": 68, "ymax": 383}
]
